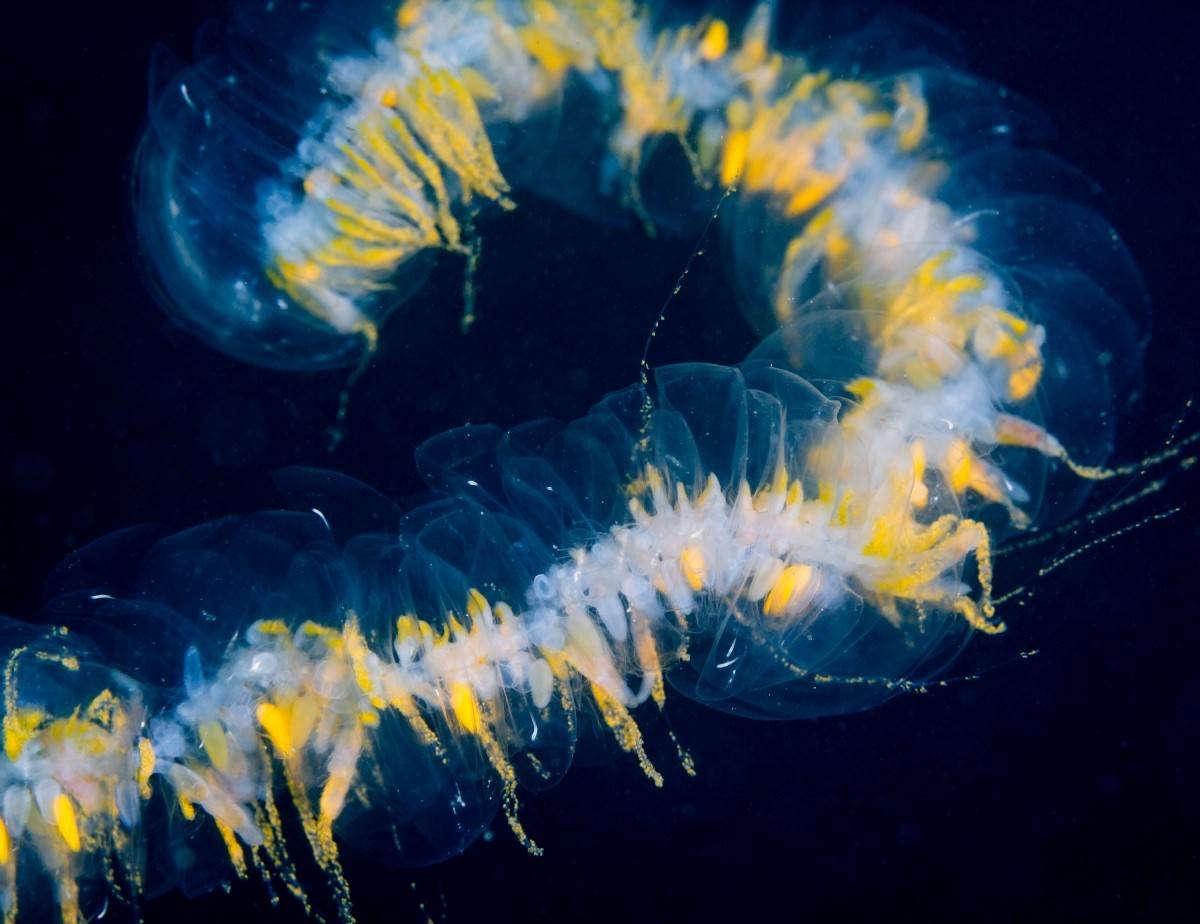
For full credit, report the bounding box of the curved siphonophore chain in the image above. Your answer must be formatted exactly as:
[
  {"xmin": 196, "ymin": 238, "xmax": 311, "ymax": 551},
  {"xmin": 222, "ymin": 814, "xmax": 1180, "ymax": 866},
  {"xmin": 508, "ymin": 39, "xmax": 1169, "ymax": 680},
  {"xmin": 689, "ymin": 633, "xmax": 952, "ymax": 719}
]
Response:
[{"xmin": 0, "ymin": 1, "xmax": 1161, "ymax": 921}]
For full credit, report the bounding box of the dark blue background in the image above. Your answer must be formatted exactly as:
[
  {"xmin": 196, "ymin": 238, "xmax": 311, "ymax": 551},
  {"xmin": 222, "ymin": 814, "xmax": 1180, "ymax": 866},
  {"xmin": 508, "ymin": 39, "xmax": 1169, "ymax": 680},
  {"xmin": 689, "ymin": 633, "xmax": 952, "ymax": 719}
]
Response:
[{"xmin": 2, "ymin": 1, "xmax": 1199, "ymax": 920}]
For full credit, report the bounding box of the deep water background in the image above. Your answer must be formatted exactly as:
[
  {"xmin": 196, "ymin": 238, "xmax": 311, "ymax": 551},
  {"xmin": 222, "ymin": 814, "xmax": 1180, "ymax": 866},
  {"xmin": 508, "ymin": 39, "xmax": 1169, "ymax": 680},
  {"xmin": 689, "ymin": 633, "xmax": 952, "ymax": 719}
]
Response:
[{"xmin": 3, "ymin": 1, "xmax": 1199, "ymax": 920}]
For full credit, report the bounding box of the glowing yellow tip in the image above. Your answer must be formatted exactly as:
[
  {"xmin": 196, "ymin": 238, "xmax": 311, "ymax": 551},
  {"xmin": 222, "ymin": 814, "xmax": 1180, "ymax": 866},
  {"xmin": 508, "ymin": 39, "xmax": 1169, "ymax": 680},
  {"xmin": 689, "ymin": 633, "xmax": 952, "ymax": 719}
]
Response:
[
  {"xmin": 946, "ymin": 440, "xmax": 973, "ymax": 495},
  {"xmin": 450, "ymin": 682, "xmax": 482, "ymax": 734},
  {"xmin": 0, "ymin": 816, "xmax": 9, "ymax": 864},
  {"xmin": 699, "ymin": 19, "xmax": 730, "ymax": 60},
  {"xmin": 678, "ymin": 546, "xmax": 708, "ymax": 591},
  {"xmin": 397, "ymin": 0, "xmax": 425, "ymax": 29},
  {"xmin": 256, "ymin": 701, "xmax": 295, "ymax": 759},
  {"xmin": 137, "ymin": 737, "xmax": 156, "ymax": 799},
  {"xmin": 53, "ymin": 793, "xmax": 81, "ymax": 853},
  {"xmin": 895, "ymin": 79, "xmax": 929, "ymax": 152},
  {"xmin": 1007, "ymin": 365, "xmax": 1042, "ymax": 402},
  {"xmin": 762, "ymin": 563, "xmax": 814, "ymax": 617},
  {"xmin": 466, "ymin": 587, "xmax": 490, "ymax": 620},
  {"xmin": 721, "ymin": 129, "xmax": 749, "ymax": 186}
]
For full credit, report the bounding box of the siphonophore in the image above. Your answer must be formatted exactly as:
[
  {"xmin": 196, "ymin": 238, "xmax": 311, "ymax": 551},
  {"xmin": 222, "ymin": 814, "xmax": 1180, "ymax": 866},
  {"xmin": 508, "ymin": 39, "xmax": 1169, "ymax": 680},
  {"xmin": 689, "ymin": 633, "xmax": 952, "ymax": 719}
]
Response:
[{"xmin": 1, "ymin": 1, "xmax": 1170, "ymax": 922}]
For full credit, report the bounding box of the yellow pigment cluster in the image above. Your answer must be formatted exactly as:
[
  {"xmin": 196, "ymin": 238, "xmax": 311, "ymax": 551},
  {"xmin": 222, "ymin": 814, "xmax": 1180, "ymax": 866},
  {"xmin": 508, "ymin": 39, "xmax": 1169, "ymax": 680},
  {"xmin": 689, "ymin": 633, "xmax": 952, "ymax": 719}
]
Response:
[
  {"xmin": 625, "ymin": 448, "xmax": 997, "ymax": 641},
  {"xmin": 823, "ymin": 246, "xmax": 1081, "ymax": 532},
  {"xmin": 0, "ymin": 642, "xmax": 146, "ymax": 924},
  {"xmin": 264, "ymin": 0, "xmax": 936, "ymax": 342},
  {"xmin": 266, "ymin": 63, "xmax": 514, "ymax": 334},
  {"xmin": 0, "ymin": 587, "xmax": 678, "ymax": 923},
  {"xmin": 265, "ymin": 0, "xmax": 1072, "ymax": 527},
  {"xmin": 2, "ymin": 407, "xmax": 1008, "ymax": 923},
  {"xmin": 5, "ymin": 1, "xmax": 1127, "ymax": 921},
  {"xmin": 262, "ymin": 0, "xmax": 1050, "ymax": 566}
]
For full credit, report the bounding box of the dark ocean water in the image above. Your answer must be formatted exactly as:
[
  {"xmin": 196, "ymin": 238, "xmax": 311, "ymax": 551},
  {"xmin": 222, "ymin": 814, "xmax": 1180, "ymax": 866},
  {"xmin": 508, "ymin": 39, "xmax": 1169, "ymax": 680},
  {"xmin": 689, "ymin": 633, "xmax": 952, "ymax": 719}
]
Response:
[{"xmin": 2, "ymin": 1, "xmax": 1199, "ymax": 921}]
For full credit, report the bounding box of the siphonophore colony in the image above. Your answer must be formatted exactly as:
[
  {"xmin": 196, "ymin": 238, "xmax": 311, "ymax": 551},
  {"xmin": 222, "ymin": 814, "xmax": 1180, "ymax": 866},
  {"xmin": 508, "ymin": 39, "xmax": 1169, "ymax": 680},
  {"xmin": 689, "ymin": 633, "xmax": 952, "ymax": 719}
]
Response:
[{"xmin": 0, "ymin": 1, "xmax": 1161, "ymax": 921}]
